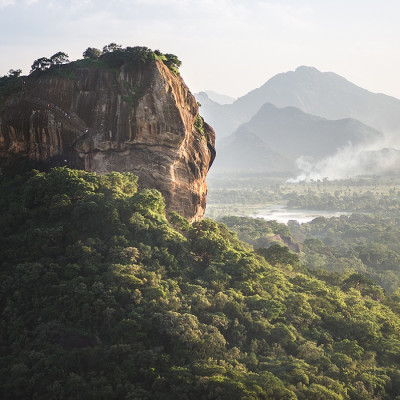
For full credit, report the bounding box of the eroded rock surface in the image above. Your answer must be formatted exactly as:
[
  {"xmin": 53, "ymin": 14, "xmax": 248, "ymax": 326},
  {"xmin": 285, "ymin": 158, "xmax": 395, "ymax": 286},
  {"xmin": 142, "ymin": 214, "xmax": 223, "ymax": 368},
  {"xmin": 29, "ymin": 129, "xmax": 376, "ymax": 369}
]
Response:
[{"xmin": 0, "ymin": 60, "xmax": 215, "ymax": 221}]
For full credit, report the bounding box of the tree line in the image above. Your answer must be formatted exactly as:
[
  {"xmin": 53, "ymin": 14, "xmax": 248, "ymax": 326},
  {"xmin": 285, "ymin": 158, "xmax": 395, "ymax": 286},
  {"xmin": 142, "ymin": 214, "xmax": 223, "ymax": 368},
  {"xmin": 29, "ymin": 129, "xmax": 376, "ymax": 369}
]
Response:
[{"xmin": 29, "ymin": 43, "xmax": 182, "ymax": 75}]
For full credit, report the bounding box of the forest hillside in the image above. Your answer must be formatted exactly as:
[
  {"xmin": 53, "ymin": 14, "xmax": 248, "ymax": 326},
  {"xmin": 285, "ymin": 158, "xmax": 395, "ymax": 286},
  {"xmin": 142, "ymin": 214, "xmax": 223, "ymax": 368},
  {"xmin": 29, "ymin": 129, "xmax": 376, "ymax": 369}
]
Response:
[{"xmin": 2, "ymin": 168, "xmax": 400, "ymax": 399}]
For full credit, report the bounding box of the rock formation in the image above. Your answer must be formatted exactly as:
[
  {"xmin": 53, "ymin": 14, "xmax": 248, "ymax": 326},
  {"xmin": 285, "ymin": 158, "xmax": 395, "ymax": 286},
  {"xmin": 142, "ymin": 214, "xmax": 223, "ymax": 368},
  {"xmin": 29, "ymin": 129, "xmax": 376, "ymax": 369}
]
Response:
[{"xmin": 0, "ymin": 58, "xmax": 215, "ymax": 221}]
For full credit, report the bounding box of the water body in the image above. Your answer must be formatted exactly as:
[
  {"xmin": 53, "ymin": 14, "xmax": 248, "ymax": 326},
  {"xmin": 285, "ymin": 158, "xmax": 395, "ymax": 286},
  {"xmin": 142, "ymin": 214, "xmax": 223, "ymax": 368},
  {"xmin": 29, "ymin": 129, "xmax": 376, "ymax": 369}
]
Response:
[{"xmin": 252, "ymin": 204, "xmax": 349, "ymax": 225}]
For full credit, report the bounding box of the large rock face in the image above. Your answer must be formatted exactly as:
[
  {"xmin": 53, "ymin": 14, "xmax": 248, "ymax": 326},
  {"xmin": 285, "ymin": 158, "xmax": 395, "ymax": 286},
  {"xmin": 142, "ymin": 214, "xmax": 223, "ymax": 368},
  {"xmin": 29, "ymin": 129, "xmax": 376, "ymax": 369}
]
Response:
[{"xmin": 0, "ymin": 60, "xmax": 215, "ymax": 221}]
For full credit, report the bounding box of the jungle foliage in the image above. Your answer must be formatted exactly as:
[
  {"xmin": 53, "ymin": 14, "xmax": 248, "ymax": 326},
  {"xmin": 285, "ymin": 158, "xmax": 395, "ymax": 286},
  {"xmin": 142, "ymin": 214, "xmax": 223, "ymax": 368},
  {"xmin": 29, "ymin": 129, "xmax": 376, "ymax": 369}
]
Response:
[
  {"xmin": 0, "ymin": 69, "xmax": 22, "ymax": 106},
  {"xmin": 81, "ymin": 44, "xmax": 182, "ymax": 74},
  {"xmin": 222, "ymin": 214, "xmax": 400, "ymax": 293},
  {"xmin": 2, "ymin": 169, "xmax": 400, "ymax": 399},
  {"xmin": 28, "ymin": 44, "xmax": 182, "ymax": 77},
  {"xmin": 290, "ymin": 213, "xmax": 400, "ymax": 293}
]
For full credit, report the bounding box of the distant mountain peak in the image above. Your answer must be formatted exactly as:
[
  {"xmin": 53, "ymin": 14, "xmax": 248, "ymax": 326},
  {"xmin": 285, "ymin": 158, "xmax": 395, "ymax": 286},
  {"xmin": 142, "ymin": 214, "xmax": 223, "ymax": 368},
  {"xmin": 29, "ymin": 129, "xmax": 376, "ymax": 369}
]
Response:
[
  {"xmin": 294, "ymin": 65, "xmax": 320, "ymax": 73},
  {"xmin": 204, "ymin": 90, "xmax": 236, "ymax": 105},
  {"xmin": 195, "ymin": 90, "xmax": 236, "ymax": 105}
]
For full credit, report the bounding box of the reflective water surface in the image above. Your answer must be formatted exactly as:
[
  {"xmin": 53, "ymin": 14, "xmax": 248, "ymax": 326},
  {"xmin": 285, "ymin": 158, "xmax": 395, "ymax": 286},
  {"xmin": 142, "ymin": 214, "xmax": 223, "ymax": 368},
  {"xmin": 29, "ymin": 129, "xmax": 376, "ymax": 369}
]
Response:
[{"xmin": 252, "ymin": 204, "xmax": 349, "ymax": 224}]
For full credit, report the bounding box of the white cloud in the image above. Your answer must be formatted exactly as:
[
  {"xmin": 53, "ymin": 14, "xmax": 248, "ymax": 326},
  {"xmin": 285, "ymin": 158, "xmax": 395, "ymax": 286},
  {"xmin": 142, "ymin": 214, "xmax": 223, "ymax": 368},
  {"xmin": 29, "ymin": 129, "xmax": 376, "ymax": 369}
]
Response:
[
  {"xmin": 0, "ymin": 0, "xmax": 15, "ymax": 7},
  {"xmin": 0, "ymin": 0, "xmax": 42, "ymax": 5}
]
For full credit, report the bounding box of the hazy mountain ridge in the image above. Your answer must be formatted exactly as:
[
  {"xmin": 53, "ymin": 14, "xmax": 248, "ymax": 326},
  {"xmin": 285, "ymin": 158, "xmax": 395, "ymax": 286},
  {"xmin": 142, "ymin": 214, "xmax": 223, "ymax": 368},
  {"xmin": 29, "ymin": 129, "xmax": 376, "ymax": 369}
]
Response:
[
  {"xmin": 213, "ymin": 129, "xmax": 293, "ymax": 174},
  {"xmin": 201, "ymin": 90, "xmax": 236, "ymax": 105},
  {"xmin": 236, "ymin": 103, "xmax": 381, "ymax": 158},
  {"xmin": 214, "ymin": 102, "xmax": 382, "ymax": 174},
  {"xmin": 199, "ymin": 66, "xmax": 400, "ymax": 141},
  {"xmin": 240, "ymin": 66, "xmax": 400, "ymax": 134},
  {"xmin": 201, "ymin": 66, "xmax": 400, "ymax": 179}
]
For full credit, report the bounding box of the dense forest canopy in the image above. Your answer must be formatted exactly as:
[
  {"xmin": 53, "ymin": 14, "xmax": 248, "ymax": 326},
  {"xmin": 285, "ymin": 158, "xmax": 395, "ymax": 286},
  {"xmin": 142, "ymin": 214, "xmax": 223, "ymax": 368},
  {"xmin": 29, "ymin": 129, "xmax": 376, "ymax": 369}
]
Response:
[
  {"xmin": 2, "ymin": 169, "xmax": 400, "ymax": 399},
  {"xmin": 221, "ymin": 214, "xmax": 400, "ymax": 293}
]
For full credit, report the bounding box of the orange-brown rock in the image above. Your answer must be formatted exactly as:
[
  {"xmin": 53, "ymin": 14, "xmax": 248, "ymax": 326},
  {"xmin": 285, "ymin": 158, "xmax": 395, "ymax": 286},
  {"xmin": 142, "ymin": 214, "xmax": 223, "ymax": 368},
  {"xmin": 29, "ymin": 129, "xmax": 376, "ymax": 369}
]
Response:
[{"xmin": 0, "ymin": 60, "xmax": 215, "ymax": 221}]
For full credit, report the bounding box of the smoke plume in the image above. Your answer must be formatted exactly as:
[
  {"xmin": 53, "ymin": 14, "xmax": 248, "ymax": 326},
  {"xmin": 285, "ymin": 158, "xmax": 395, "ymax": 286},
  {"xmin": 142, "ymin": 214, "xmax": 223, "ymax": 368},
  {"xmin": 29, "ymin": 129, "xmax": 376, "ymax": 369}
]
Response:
[{"xmin": 289, "ymin": 134, "xmax": 400, "ymax": 182}]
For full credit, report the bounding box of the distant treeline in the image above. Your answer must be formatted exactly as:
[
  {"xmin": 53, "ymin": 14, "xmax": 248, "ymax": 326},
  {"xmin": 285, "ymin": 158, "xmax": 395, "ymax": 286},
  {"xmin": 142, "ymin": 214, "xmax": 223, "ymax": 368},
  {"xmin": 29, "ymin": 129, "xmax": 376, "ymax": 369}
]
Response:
[{"xmin": 208, "ymin": 176, "xmax": 400, "ymax": 216}]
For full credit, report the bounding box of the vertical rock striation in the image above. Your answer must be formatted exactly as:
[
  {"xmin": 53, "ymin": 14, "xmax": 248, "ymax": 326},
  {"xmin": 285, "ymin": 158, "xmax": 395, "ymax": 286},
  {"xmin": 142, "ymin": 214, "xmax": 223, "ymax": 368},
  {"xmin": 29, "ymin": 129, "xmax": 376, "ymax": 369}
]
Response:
[{"xmin": 0, "ymin": 60, "xmax": 215, "ymax": 221}]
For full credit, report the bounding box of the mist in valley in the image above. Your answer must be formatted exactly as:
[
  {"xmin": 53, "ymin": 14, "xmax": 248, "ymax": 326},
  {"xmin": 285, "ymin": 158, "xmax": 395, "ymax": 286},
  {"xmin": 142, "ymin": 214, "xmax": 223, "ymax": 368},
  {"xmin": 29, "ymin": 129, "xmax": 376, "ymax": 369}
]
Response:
[{"xmin": 290, "ymin": 131, "xmax": 400, "ymax": 182}]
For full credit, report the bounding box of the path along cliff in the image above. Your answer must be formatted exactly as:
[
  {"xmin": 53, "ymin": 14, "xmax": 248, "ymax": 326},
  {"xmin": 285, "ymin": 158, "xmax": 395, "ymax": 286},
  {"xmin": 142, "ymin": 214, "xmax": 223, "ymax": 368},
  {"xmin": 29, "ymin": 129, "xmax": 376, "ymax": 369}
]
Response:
[{"xmin": 0, "ymin": 58, "xmax": 216, "ymax": 221}]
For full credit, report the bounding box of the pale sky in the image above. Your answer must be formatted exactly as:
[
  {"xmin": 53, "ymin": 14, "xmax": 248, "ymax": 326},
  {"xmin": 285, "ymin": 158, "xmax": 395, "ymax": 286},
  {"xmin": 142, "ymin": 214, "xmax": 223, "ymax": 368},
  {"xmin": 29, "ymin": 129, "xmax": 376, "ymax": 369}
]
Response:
[{"xmin": 1, "ymin": 0, "xmax": 400, "ymax": 99}]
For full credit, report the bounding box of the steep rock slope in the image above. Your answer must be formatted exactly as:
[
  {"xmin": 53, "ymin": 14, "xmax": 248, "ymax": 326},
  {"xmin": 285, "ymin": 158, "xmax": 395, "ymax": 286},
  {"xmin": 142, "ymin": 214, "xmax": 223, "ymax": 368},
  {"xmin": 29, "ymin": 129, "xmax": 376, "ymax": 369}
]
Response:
[{"xmin": 0, "ymin": 59, "xmax": 215, "ymax": 221}]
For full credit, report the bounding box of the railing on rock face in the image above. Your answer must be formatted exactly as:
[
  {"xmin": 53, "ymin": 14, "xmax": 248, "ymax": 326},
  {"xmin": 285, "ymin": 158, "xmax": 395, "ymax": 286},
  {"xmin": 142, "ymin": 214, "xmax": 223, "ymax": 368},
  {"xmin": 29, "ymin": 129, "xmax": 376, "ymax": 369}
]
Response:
[
  {"xmin": 19, "ymin": 94, "xmax": 95, "ymax": 170},
  {"xmin": 21, "ymin": 95, "xmax": 88, "ymax": 133}
]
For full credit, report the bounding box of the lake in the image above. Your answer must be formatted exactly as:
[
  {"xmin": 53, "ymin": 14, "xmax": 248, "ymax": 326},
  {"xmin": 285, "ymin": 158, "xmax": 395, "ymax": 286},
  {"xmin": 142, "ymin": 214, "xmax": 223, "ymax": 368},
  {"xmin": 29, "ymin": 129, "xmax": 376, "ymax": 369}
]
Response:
[{"xmin": 252, "ymin": 204, "xmax": 349, "ymax": 224}]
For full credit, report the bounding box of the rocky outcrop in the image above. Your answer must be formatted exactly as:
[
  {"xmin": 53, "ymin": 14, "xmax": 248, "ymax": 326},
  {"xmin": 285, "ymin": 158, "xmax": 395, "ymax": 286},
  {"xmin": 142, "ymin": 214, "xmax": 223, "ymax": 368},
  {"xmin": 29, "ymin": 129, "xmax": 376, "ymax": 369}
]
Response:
[{"xmin": 0, "ymin": 60, "xmax": 215, "ymax": 221}]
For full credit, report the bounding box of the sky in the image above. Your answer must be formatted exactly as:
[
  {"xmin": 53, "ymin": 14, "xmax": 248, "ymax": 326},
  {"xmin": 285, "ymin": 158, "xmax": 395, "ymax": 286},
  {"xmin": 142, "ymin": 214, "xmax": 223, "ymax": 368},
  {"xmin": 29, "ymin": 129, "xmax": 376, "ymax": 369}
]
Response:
[{"xmin": 1, "ymin": 0, "xmax": 400, "ymax": 99}]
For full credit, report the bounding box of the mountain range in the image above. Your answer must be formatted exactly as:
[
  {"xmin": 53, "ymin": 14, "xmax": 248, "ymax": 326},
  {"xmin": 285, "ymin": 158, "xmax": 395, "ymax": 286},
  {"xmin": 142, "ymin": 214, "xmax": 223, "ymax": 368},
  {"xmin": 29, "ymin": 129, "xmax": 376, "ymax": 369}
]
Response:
[
  {"xmin": 213, "ymin": 103, "xmax": 382, "ymax": 173},
  {"xmin": 197, "ymin": 66, "xmax": 400, "ymax": 140},
  {"xmin": 197, "ymin": 66, "xmax": 400, "ymax": 177}
]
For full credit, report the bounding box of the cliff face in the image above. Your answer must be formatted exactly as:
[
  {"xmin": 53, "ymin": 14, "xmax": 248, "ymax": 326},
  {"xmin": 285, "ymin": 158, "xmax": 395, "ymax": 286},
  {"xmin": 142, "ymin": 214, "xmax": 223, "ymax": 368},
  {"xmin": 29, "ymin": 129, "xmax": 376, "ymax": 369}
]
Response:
[{"xmin": 0, "ymin": 60, "xmax": 215, "ymax": 221}]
